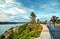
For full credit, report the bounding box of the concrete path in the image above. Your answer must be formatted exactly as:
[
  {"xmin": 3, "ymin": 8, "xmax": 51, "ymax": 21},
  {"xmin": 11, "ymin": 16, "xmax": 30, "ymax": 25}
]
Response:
[{"xmin": 35, "ymin": 24, "xmax": 51, "ymax": 39}]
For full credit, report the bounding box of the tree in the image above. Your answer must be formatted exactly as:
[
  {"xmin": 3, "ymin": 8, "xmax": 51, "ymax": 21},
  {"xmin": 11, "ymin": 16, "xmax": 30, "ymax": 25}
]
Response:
[
  {"xmin": 37, "ymin": 19, "xmax": 40, "ymax": 24},
  {"xmin": 54, "ymin": 16, "xmax": 59, "ymax": 23},
  {"xmin": 30, "ymin": 12, "xmax": 36, "ymax": 24}
]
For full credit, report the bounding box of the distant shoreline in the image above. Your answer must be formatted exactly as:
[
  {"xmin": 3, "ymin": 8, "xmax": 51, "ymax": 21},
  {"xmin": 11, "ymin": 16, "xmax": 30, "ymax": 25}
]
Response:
[{"xmin": 0, "ymin": 22, "xmax": 27, "ymax": 24}]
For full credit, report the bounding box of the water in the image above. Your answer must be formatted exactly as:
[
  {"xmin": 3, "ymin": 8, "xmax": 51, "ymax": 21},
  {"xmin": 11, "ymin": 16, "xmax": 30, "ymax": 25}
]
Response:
[{"xmin": 0, "ymin": 24, "xmax": 23, "ymax": 35}]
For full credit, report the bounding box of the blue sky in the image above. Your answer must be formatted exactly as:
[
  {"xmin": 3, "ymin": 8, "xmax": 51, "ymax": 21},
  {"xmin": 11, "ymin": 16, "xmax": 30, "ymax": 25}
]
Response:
[{"xmin": 0, "ymin": 0, "xmax": 60, "ymax": 22}]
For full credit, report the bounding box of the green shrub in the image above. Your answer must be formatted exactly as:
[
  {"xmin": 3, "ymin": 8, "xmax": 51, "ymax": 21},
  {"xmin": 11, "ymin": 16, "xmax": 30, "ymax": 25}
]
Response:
[{"xmin": 7, "ymin": 24, "xmax": 43, "ymax": 39}]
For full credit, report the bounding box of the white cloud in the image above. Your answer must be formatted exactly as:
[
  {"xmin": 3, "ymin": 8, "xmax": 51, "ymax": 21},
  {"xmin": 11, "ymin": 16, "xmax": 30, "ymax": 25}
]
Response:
[
  {"xmin": 0, "ymin": 0, "xmax": 27, "ymax": 21},
  {"xmin": 0, "ymin": 0, "xmax": 27, "ymax": 14},
  {"xmin": 0, "ymin": 4, "xmax": 6, "ymax": 7},
  {"xmin": 0, "ymin": 13, "xmax": 10, "ymax": 21},
  {"xmin": 4, "ymin": 9, "xmax": 17, "ymax": 15},
  {"xmin": 0, "ymin": 0, "xmax": 35, "ymax": 21},
  {"xmin": 5, "ymin": 0, "xmax": 14, "ymax": 4},
  {"xmin": 15, "ymin": 7, "xmax": 27, "ymax": 13},
  {"xmin": 0, "ymin": 0, "xmax": 14, "ymax": 7}
]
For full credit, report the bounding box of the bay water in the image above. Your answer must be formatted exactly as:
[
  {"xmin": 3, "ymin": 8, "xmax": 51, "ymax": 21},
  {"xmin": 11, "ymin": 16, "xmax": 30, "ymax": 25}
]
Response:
[{"xmin": 0, "ymin": 24, "xmax": 23, "ymax": 35}]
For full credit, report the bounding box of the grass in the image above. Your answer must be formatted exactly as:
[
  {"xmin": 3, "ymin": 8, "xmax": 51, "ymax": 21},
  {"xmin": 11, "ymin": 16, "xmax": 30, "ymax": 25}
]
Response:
[
  {"xmin": 19, "ymin": 30, "xmax": 41, "ymax": 39},
  {"xmin": 6, "ymin": 23, "xmax": 43, "ymax": 39}
]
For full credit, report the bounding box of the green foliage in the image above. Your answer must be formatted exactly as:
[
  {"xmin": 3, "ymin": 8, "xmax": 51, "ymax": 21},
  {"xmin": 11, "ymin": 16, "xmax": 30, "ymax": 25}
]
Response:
[
  {"xmin": 56, "ymin": 19, "xmax": 60, "ymax": 23},
  {"xmin": 30, "ymin": 12, "xmax": 36, "ymax": 24},
  {"xmin": 30, "ymin": 12, "xmax": 36, "ymax": 19},
  {"xmin": 20, "ymin": 31, "xmax": 41, "ymax": 39},
  {"xmin": 50, "ymin": 16, "xmax": 60, "ymax": 24},
  {"xmin": 7, "ymin": 24, "xmax": 43, "ymax": 39}
]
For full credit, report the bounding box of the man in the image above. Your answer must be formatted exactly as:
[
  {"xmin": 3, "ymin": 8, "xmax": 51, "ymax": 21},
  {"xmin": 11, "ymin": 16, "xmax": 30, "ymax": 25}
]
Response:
[{"xmin": 50, "ymin": 16, "xmax": 56, "ymax": 26}]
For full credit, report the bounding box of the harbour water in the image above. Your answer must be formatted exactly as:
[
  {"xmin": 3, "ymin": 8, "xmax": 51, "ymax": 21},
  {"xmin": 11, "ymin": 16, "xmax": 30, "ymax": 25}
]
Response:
[{"xmin": 0, "ymin": 24, "xmax": 23, "ymax": 35}]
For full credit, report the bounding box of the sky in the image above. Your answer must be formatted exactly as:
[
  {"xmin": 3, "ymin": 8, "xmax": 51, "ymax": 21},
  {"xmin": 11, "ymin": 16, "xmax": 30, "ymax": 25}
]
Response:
[{"xmin": 0, "ymin": 0, "xmax": 60, "ymax": 22}]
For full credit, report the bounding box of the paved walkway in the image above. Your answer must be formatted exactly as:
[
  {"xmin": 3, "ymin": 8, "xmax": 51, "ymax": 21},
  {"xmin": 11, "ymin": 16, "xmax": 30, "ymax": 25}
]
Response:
[{"xmin": 35, "ymin": 24, "xmax": 51, "ymax": 39}]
